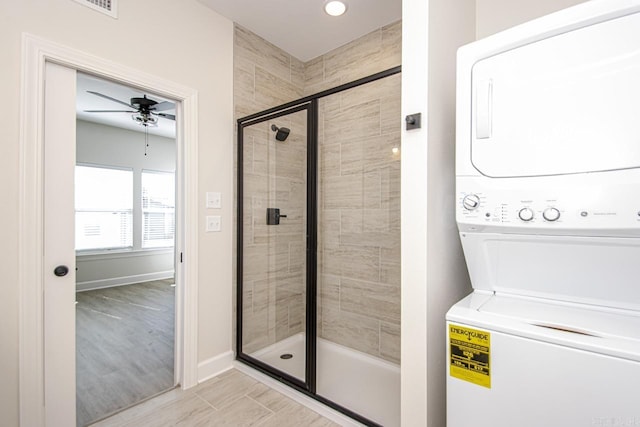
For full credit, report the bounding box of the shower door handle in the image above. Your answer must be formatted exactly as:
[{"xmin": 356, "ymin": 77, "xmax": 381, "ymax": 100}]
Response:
[{"xmin": 266, "ymin": 208, "xmax": 286, "ymax": 225}]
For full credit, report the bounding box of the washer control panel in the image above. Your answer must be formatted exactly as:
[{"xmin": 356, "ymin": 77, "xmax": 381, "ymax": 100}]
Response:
[
  {"xmin": 457, "ymin": 179, "xmax": 640, "ymax": 236},
  {"xmin": 459, "ymin": 193, "xmax": 566, "ymax": 225}
]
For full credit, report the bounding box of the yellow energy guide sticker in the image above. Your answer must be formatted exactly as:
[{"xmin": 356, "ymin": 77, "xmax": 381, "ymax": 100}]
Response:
[{"xmin": 449, "ymin": 324, "xmax": 491, "ymax": 388}]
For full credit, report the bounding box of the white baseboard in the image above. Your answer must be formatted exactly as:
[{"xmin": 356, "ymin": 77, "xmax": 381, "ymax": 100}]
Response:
[
  {"xmin": 197, "ymin": 351, "xmax": 235, "ymax": 384},
  {"xmin": 76, "ymin": 271, "xmax": 174, "ymax": 292}
]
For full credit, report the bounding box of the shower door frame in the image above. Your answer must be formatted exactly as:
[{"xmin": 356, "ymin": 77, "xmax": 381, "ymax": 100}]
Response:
[
  {"xmin": 236, "ymin": 66, "xmax": 401, "ymax": 427},
  {"xmin": 236, "ymin": 100, "xmax": 319, "ymax": 393}
]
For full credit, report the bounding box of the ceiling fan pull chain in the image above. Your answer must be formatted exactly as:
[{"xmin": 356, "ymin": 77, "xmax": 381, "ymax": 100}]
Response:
[{"xmin": 144, "ymin": 125, "xmax": 149, "ymax": 156}]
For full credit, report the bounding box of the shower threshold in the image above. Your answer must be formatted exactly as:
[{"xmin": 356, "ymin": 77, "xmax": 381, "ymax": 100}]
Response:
[{"xmin": 249, "ymin": 333, "xmax": 400, "ymax": 427}]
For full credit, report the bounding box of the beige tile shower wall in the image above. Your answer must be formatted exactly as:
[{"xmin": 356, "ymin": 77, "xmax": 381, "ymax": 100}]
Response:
[
  {"xmin": 304, "ymin": 21, "xmax": 402, "ymax": 95},
  {"xmin": 234, "ymin": 22, "xmax": 402, "ymax": 362},
  {"xmin": 318, "ymin": 75, "xmax": 402, "ymax": 365},
  {"xmin": 234, "ymin": 25, "xmax": 307, "ymax": 354},
  {"xmin": 314, "ymin": 22, "xmax": 402, "ymax": 364},
  {"xmin": 234, "ymin": 25, "xmax": 305, "ymax": 117}
]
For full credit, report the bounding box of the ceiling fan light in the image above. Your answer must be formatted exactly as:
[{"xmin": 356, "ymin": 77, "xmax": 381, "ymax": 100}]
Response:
[
  {"xmin": 324, "ymin": 0, "xmax": 347, "ymax": 16},
  {"xmin": 132, "ymin": 114, "xmax": 158, "ymax": 127}
]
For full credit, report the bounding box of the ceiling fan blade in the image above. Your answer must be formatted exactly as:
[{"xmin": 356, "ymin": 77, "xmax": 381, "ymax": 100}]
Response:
[
  {"xmin": 153, "ymin": 112, "xmax": 176, "ymax": 120},
  {"xmin": 84, "ymin": 110, "xmax": 137, "ymax": 113},
  {"xmin": 152, "ymin": 101, "xmax": 174, "ymax": 112},
  {"xmin": 87, "ymin": 91, "xmax": 134, "ymax": 108}
]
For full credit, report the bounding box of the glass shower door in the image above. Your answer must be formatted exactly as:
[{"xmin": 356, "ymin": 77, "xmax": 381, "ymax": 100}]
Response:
[
  {"xmin": 315, "ymin": 74, "xmax": 402, "ymax": 426},
  {"xmin": 238, "ymin": 105, "xmax": 312, "ymax": 384}
]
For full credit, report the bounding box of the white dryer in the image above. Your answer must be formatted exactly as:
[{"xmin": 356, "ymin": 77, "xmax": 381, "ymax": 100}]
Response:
[{"xmin": 448, "ymin": 1, "xmax": 640, "ymax": 426}]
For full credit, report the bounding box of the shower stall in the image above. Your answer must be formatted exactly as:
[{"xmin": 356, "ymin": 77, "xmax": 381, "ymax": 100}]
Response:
[{"xmin": 237, "ymin": 67, "xmax": 401, "ymax": 427}]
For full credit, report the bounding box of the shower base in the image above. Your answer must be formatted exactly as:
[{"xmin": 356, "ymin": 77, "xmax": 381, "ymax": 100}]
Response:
[{"xmin": 250, "ymin": 333, "xmax": 400, "ymax": 427}]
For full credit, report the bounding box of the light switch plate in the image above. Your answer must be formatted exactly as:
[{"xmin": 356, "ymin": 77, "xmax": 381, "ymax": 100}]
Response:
[
  {"xmin": 206, "ymin": 192, "xmax": 221, "ymax": 209},
  {"xmin": 206, "ymin": 215, "xmax": 221, "ymax": 232}
]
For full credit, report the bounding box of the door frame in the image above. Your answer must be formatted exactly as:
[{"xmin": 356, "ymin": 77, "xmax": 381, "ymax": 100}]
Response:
[{"xmin": 18, "ymin": 33, "xmax": 200, "ymax": 426}]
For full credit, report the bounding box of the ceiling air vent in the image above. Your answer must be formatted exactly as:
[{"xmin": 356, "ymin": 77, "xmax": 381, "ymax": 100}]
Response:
[{"xmin": 72, "ymin": 0, "xmax": 118, "ymax": 18}]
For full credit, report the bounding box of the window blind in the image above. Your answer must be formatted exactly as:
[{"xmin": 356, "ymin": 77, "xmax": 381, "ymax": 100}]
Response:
[
  {"xmin": 141, "ymin": 170, "xmax": 175, "ymax": 249},
  {"xmin": 75, "ymin": 165, "xmax": 133, "ymax": 250}
]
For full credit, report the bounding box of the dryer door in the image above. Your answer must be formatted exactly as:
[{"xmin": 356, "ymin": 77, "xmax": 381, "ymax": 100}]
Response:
[{"xmin": 471, "ymin": 10, "xmax": 640, "ymax": 178}]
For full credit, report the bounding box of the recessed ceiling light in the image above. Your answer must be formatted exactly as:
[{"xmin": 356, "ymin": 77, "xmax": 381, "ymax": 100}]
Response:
[{"xmin": 324, "ymin": 0, "xmax": 347, "ymax": 17}]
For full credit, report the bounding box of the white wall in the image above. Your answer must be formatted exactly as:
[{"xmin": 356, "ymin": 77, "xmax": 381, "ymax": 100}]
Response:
[
  {"xmin": 76, "ymin": 120, "xmax": 176, "ymax": 291},
  {"xmin": 0, "ymin": 2, "xmax": 233, "ymax": 425},
  {"xmin": 476, "ymin": 0, "xmax": 588, "ymax": 38},
  {"xmin": 76, "ymin": 250, "xmax": 174, "ymax": 291},
  {"xmin": 77, "ymin": 120, "xmax": 176, "ymax": 171},
  {"xmin": 425, "ymin": 2, "xmax": 477, "ymax": 426},
  {"xmin": 401, "ymin": 0, "xmax": 475, "ymax": 426}
]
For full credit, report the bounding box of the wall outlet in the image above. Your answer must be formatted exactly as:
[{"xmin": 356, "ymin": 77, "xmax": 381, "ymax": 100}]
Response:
[
  {"xmin": 206, "ymin": 215, "xmax": 221, "ymax": 232},
  {"xmin": 206, "ymin": 192, "xmax": 221, "ymax": 209}
]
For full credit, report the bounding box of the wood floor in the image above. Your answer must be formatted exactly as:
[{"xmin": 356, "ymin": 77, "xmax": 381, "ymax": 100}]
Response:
[
  {"xmin": 76, "ymin": 279, "xmax": 175, "ymax": 427},
  {"xmin": 90, "ymin": 369, "xmax": 341, "ymax": 427}
]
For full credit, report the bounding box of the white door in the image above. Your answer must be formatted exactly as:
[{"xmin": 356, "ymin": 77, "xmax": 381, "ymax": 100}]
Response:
[{"xmin": 43, "ymin": 61, "xmax": 77, "ymax": 426}]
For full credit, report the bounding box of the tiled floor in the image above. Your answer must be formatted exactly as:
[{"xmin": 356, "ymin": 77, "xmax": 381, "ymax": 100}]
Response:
[{"xmin": 90, "ymin": 369, "xmax": 341, "ymax": 427}]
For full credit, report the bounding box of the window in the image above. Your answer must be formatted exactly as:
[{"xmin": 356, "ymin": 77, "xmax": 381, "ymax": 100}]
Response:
[
  {"xmin": 142, "ymin": 170, "xmax": 175, "ymax": 249},
  {"xmin": 75, "ymin": 165, "xmax": 133, "ymax": 251},
  {"xmin": 75, "ymin": 165, "xmax": 175, "ymax": 253}
]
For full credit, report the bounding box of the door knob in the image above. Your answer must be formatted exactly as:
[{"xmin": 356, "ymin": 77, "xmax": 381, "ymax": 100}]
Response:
[{"xmin": 54, "ymin": 265, "xmax": 69, "ymax": 277}]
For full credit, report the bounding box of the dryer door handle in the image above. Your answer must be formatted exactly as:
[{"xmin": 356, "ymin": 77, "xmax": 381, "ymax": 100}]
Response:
[{"xmin": 476, "ymin": 79, "xmax": 493, "ymax": 139}]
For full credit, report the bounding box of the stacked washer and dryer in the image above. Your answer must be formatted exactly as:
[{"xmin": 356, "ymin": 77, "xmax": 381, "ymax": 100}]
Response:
[{"xmin": 447, "ymin": 1, "xmax": 640, "ymax": 426}]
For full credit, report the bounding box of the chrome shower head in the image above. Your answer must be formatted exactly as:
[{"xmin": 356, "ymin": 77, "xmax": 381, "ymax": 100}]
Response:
[{"xmin": 271, "ymin": 124, "xmax": 291, "ymax": 142}]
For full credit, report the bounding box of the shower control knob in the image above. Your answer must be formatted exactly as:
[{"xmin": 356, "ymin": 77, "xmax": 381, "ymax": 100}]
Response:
[
  {"xmin": 462, "ymin": 194, "xmax": 481, "ymax": 210},
  {"xmin": 543, "ymin": 207, "xmax": 561, "ymax": 222},
  {"xmin": 518, "ymin": 207, "xmax": 535, "ymax": 222}
]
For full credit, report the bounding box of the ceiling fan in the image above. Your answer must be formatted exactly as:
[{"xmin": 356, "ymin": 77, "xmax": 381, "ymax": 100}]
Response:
[{"xmin": 84, "ymin": 91, "xmax": 175, "ymax": 127}]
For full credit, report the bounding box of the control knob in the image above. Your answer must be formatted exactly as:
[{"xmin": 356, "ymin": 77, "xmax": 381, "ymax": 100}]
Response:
[
  {"xmin": 462, "ymin": 194, "xmax": 481, "ymax": 211},
  {"xmin": 543, "ymin": 207, "xmax": 561, "ymax": 222},
  {"xmin": 518, "ymin": 207, "xmax": 534, "ymax": 222}
]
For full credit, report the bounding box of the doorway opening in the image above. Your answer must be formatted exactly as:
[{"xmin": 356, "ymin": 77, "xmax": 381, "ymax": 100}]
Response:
[{"xmin": 74, "ymin": 73, "xmax": 178, "ymax": 426}]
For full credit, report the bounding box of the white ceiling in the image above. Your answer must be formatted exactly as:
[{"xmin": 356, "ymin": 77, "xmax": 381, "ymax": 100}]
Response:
[
  {"xmin": 198, "ymin": 0, "xmax": 402, "ymax": 62},
  {"xmin": 76, "ymin": 73, "xmax": 176, "ymax": 139},
  {"xmin": 77, "ymin": 1, "xmax": 401, "ymax": 134}
]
